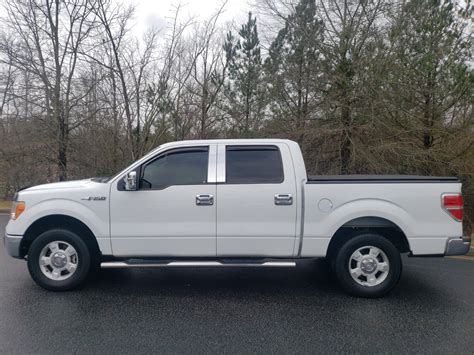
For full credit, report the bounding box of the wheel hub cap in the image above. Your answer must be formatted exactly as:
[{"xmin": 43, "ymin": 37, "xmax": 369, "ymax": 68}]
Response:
[
  {"xmin": 360, "ymin": 258, "xmax": 377, "ymax": 274},
  {"xmin": 51, "ymin": 252, "xmax": 67, "ymax": 268}
]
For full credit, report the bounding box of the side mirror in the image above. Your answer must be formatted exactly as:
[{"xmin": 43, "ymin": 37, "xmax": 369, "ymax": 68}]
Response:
[{"xmin": 124, "ymin": 171, "xmax": 137, "ymax": 191}]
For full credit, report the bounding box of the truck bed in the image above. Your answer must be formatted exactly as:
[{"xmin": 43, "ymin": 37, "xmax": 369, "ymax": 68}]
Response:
[{"xmin": 307, "ymin": 175, "xmax": 459, "ymax": 183}]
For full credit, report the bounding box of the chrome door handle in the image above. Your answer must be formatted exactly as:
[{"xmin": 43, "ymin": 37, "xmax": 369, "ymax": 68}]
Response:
[
  {"xmin": 196, "ymin": 194, "xmax": 214, "ymax": 206},
  {"xmin": 274, "ymin": 194, "xmax": 293, "ymax": 205}
]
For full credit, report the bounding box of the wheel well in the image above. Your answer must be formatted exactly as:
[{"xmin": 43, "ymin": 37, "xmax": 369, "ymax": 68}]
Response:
[
  {"xmin": 20, "ymin": 215, "xmax": 101, "ymax": 259},
  {"xmin": 326, "ymin": 217, "xmax": 411, "ymax": 260}
]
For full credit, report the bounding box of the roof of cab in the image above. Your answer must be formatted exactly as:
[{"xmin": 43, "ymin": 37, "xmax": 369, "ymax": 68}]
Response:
[
  {"xmin": 160, "ymin": 138, "xmax": 295, "ymax": 148},
  {"xmin": 141, "ymin": 139, "xmax": 299, "ymax": 162}
]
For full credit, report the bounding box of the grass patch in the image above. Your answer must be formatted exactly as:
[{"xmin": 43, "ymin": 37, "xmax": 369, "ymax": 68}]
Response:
[{"xmin": 0, "ymin": 200, "xmax": 11, "ymax": 210}]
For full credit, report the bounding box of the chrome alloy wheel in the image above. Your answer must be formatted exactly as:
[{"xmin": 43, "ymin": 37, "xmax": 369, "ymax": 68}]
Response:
[
  {"xmin": 348, "ymin": 246, "xmax": 390, "ymax": 287},
  {"xmin": 39, "ymin": 241, "xmax": 79, "ymax": 281}
]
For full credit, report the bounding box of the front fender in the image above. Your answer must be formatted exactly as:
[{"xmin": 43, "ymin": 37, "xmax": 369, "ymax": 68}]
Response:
[{"xmin": 6, "ymin": 198, "xmax": 108, "ymax": 238}]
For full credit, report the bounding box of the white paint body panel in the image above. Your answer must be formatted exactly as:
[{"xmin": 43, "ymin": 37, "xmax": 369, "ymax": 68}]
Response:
[
  {"xmin": 5, "ymin": 179, "xmax": 112, "ymax": 254},
  {"xmin": 109, "ymin": 184, "xmax": 217, "ymax": 256},
  {"xmin": 216, "ymin": 142, "xmax": 298, "ymax": 257},
  {"xmin": 5, "ymin": 139, "xmax": 463, "ymax": 259},
  {"xmin": 302, "ymin": 183, "xmax": 462, "ymax": 256}
]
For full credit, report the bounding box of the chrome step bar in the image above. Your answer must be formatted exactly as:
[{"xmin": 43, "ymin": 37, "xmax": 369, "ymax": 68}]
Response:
[{"xmin": 101, "ymin": 260, "xmax": 296, "ymax": 269}]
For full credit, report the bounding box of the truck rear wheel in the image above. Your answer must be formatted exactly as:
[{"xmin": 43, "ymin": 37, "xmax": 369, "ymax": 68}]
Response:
[
  {"xmin": 27, "ymin": 229, "xmax": 92, "ymax": 291},
  {"xmin": 334, "ymin": 233, "xmax": 402, "ymax": 298}
]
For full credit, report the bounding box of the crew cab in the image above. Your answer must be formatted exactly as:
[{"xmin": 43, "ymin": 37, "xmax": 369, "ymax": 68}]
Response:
[{"xmin": 4, "ymin": 139, "xmax": 470, "ymax": 297}]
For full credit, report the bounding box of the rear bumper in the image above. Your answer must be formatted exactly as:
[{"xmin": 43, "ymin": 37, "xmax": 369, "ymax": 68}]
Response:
[
  {"xmin": 3, "ymin": 234, "xmax": 23, "ymax": 259},
  {"xmin": 445, "ymin": 236, "xmax": 471, "ymax": 256}
]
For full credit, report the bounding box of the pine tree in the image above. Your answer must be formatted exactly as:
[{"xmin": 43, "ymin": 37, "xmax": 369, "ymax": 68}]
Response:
[
  {"xmin": 314, "ymin": 0, "xmax": 388, "ymax": 174},
  {"xmin": 223, "ymin": 12, "xmax": 265, "ymax": 137},
  {"xmin": 264, "ymin": 0, "xmax": 323, "ymax": 143},
  {"xmin": 382, "ymin": 0, "xmax": 473, "ymax": 174}
]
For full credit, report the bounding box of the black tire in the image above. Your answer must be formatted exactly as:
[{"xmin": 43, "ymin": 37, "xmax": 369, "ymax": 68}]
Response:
[
  {"xmin": 27, "ymin": 229, "xmax": 92, "ymax": 291},
  {"xmin": 334, "ymin": 233, "xmax": 402, "ymax": 298}
]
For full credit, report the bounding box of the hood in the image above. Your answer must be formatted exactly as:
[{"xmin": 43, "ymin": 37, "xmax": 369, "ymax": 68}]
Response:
[{"xmin": 23, "ymin": 179, "xmax": 94, "ymax": 192}]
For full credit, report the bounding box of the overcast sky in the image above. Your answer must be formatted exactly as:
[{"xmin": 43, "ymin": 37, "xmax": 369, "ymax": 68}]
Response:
[{"xmin": 126, "ymin": 0, "xmax": 252, "ymax": 36}]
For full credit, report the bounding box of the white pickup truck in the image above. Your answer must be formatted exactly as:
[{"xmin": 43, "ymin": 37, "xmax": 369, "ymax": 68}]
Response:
[{"xmin": 4, "ymin": 139, "xmax": 469, "ymax": 297}]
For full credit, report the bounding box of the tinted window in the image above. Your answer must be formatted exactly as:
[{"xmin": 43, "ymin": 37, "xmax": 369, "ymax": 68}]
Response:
[
  {"xmin": 226, "ymin": 146, "xmax": 284, "ymax": 184},
  {"xmin": 141, "ymin": 148, "xmax": 208, "ymax": 189}
]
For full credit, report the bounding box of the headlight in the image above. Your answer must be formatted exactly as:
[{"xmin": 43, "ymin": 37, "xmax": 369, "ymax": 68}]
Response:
[{"xmin": 10, "ymin": 201, "xmax": 25, "ymax": 220}]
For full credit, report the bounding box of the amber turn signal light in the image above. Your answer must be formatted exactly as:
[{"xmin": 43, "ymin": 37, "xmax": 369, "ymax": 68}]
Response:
[{"xmin": 10, "ymin": 201, "xmax": 25, "ymax": 220}]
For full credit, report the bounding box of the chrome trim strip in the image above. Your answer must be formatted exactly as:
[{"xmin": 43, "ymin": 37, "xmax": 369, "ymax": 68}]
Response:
[
  {"xmin": 216, "ymin": 144, "xmax": 226, "ymax": 183},
  {"xmin": 207, "ymin": 144, "xmax": 217, "ymax": 183},
  {"xmin": 261, "ymin": 261, "xmax": 296, "ymax": 267},
  {"xmin": 101, "ymin": 262, "xmax": 135, "ymax": 268},
  {"xmin": 101, "ymin": 261, "xmax": 296, "ymax": 269},
  {"xmin": 297, "ymin": 179, "xmax": 306, "ymax": 256}
]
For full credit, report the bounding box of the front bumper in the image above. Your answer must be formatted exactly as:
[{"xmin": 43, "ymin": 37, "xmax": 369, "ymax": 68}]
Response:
[
  {"xmin": 3, "ymin": 234, "xmax": 23, "ymax": 259},
  {"xmin": 445, "ymin": 236, "xmax": 471, "ymax": 256}
]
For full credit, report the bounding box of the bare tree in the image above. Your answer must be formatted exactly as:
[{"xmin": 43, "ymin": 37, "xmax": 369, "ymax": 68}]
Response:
[
  {"xmin": 88, "ymin": 0, "xmax": 137, "ymax": 158},
  {"xmin": 1, "ymin": 0, "xmax": 96, "ymax": 180},
  {"xmin": 188, "ymin": 1, "xmax": 229, "ymax": 138}
]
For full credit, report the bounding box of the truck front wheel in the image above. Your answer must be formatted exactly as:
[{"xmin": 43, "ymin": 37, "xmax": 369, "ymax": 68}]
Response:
[
  {"xmin": 334, "ymin": 233, "xmax": 402, "ymax": 298},
  {"xmin": 27, "ymin": 229, "xmax": 92, "ymax": 291}
]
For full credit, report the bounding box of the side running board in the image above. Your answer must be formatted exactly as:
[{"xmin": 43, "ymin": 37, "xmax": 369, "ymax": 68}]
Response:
[{"xmin": 101, "ymin": 260, "xmax": 296, "ymax": 269}]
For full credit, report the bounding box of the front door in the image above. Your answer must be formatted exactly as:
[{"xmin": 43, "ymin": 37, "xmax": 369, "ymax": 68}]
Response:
[
  {"xmin": 216, "ymin": 143, "xmax": 298, "ymax": 257},
  {"xmin": 110, "ymin": 145, "xmax": 217, "ymax": 257}
]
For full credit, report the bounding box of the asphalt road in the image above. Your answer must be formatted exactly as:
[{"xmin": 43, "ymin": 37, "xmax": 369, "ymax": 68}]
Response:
[{"xmin": 1, "ymin": 214, "xmax": 474, "ymax": 354}]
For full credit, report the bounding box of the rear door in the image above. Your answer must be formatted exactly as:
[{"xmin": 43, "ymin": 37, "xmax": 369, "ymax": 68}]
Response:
[{"xmin": 216, "ymin": 143, "xmax": 298, "ymax": 257}]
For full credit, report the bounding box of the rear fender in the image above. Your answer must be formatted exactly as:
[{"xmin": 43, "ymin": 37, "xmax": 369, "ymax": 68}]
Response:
[{"xmin": 326, "ymin": 199, "xmax": 414, "ymax": 238}]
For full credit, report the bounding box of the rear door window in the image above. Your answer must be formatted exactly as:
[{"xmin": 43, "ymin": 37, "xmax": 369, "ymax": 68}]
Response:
[{"xmin": 225, "ymin": 145, "xmax": 284, "ymax": 184}]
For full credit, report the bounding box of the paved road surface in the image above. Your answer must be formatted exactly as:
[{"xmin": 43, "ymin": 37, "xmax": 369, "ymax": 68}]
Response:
[{"xmin": 1, "ymin": 215, "xmax": 473, "ymax": 353}]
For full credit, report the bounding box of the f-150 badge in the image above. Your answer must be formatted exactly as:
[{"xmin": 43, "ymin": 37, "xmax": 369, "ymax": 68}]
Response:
[{"xmin": 81, "ymin": 196, "xmax": 107, "ymax": 201}]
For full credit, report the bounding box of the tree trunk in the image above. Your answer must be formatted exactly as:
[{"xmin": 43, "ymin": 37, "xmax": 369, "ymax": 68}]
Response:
[
  {"xmin": 340, "ymin": 103, "xmax": 351, "ymax": 174},
  {"xmin": 200, "ymin": 80, "xmax": 208, "ymax": 139},
  {"xmin": 58, "ymin": 117, "xmax": 68, "ymax": 181},
  {"xmin": 111, "ymin": 68, "xmax": 119, "ymax": 170},
  {"xmin": 423, "ymin": 89, "xmax": 434, "ymax": 149}
]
